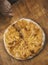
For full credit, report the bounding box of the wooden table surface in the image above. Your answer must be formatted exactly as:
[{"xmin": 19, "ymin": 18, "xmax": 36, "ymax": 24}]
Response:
[{"xmin": 0, "ymin": 0, "xmax": 48, "ymax": 65}]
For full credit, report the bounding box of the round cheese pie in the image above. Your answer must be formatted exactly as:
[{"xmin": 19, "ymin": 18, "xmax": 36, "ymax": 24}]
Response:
[{"xmin": 3, "ymin": 18, "xmax": 45, "ymax": 60}]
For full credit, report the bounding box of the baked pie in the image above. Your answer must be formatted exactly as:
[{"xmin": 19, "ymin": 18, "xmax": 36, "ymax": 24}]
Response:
[{"xmin": 3, "ymin": 18, "xmax": 45, "ymax": 60}]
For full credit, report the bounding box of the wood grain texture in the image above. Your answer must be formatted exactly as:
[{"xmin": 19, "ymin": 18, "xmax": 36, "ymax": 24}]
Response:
[{"xmin": 0, "ymin": 0, "xmax": 48, "ymax": 65}]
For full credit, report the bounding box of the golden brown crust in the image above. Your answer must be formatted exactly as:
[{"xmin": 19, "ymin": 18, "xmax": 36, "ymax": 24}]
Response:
[{"xmin": 4, "ymin": 19, "xmax": 43, "ymax": 59}]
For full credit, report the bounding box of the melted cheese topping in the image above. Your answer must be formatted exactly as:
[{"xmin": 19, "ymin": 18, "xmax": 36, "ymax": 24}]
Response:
[{"xmin": 4, "ymin": 19, "xmax": 43, "ymax": 59}]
